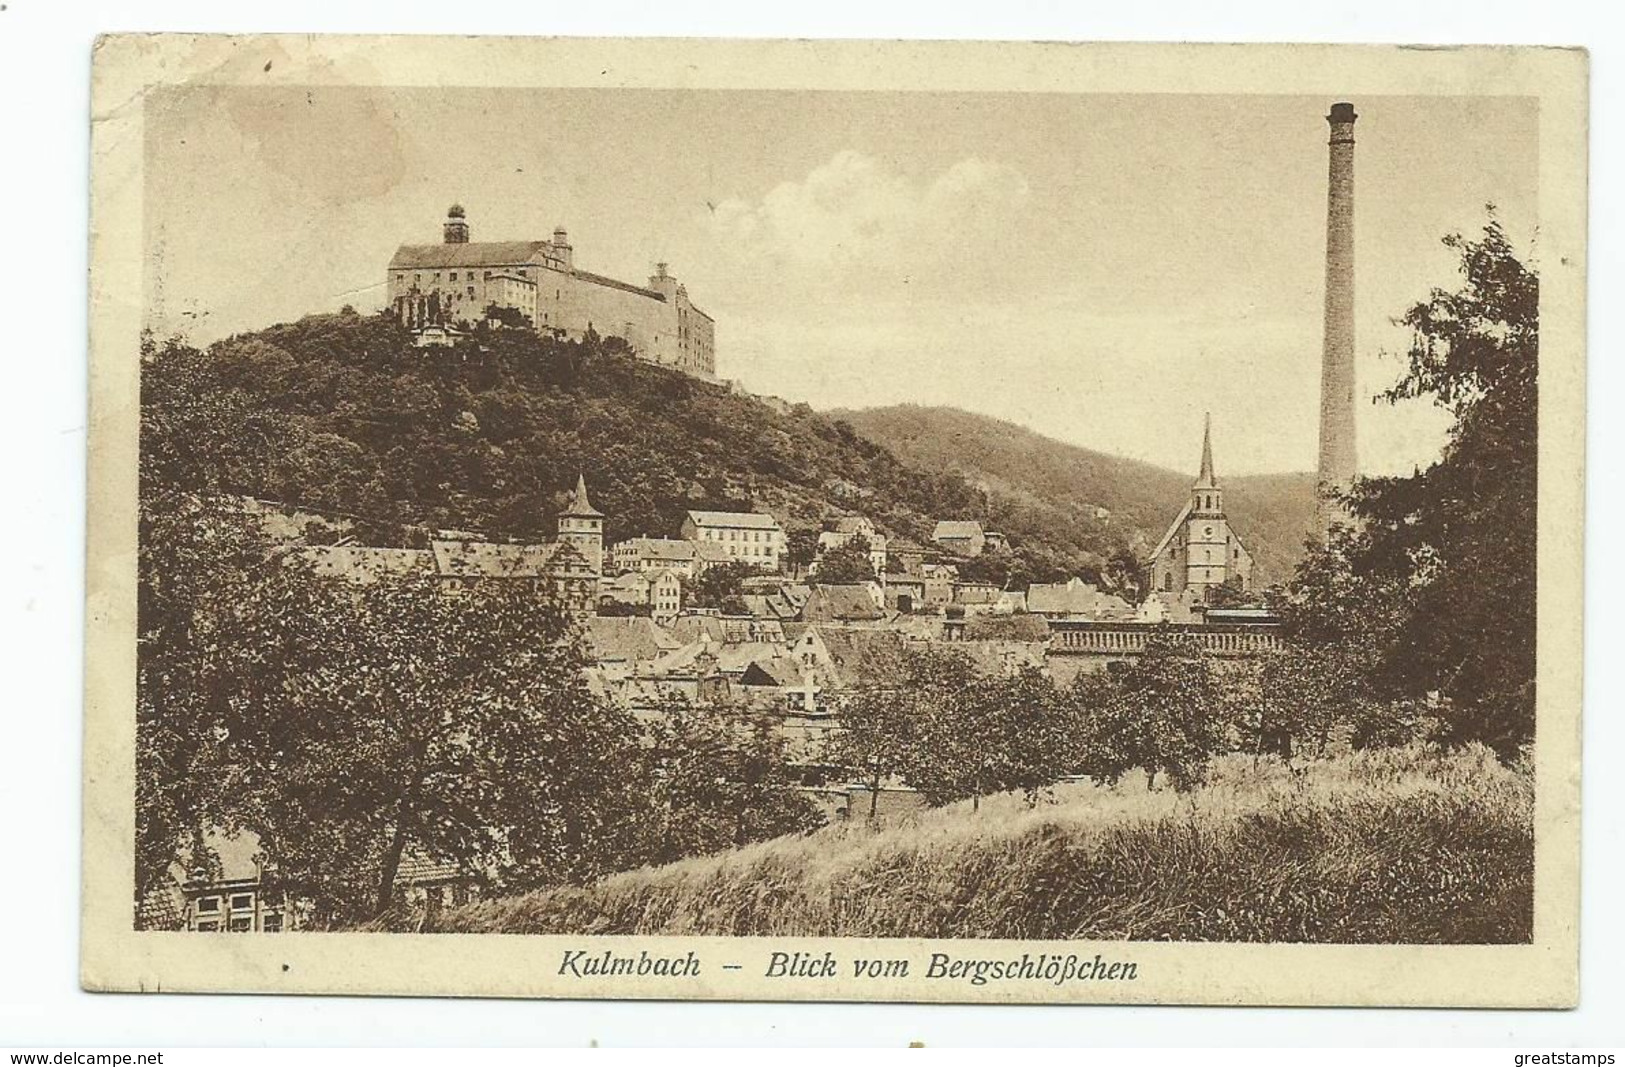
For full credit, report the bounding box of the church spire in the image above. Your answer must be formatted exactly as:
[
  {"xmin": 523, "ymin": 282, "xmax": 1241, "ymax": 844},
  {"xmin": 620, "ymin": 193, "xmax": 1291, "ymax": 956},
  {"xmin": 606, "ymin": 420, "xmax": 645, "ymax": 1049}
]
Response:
[{"xmin": 1194, "ymin": 412, "xmax": 1217, "ymax": 489}]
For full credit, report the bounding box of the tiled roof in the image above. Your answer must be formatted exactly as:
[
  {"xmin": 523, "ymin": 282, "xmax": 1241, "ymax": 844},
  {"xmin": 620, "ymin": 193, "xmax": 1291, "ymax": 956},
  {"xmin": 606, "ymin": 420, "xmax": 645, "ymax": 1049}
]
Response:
[
  {"xmin": 1027, "ymin": 578, "xmax": 1120, "ymax": 616},
  {"xmin": 389, "ymin": 241, "xmax": 553, "ymax": 270},
  {"xmin": 397, "ymin": 851, "xmax": 463, "ymax": 885},
  {"xmin": 686, "ymin": 510, "xmax": 782, "ymax": 530},
  {"xmin": 695, "ymin": 541, "xmax": 735, "ymax": 563},
  {"xmin": 933, "ymin": 520, "xmax": 984, "ymax": 540},
  {"xmin": 572, "ymin": 268, "xmax": 666, "ymax": 302},
  {"xmin": 740, "ymin": 657, "xmax": 805, "ymax": 688},
  {"xmin": 810, "ymin": 627, "xmax": 908, "ymax": 688},
  {"xmin": 295, "ymin": 546, "xmax": 436, "ymax": 584},
  {"xmin": 805, "ymin": 584, "xmax": 884, "ymax": 622},
  {"xmin": 588, "ymin": 616, "xmax": 683, "ymax": 664},
  {"xmin": 429, "ymin": 539, "xmax": 563, "ymax": 579},
  {"xmin": 620, "ymin": 537, "xmax": 700, "ymax": 562}
]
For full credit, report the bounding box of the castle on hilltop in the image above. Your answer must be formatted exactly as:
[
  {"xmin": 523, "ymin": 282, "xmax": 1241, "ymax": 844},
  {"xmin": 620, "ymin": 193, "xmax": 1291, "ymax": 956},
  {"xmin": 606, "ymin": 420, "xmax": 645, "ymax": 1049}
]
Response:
[{"xmin": 387, "ymin": 205, "xmax": 716, "ymax": 379}]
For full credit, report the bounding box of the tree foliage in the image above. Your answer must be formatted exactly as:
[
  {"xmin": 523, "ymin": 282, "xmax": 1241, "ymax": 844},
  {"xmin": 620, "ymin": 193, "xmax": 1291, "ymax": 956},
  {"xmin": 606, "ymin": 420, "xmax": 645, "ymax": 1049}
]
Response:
[
  {"xmin": 812, "ymin": 533, "xmax": 877, "ymax": 585},
  {"xmin": 639, "ymin": 697, "xmax": 825, "ymax": 863},
  {"xmin": 1282, "ymin": 218, "xmax": 1539, "ymax": 760}
]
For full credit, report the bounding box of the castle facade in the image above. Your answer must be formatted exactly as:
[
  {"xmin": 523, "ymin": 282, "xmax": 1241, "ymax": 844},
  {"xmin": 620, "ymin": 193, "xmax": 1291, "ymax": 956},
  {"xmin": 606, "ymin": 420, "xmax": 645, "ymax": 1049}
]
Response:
[{"xmin": 388, "ymin": 205, "xmax": 716, "ymax": 379}]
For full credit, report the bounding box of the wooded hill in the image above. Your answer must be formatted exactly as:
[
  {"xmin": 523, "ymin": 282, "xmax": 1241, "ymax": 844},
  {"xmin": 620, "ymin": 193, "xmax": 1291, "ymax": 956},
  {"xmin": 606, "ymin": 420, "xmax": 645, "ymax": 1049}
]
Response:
[
  {"xmin": 152, "ymin": 311, "xmax": 1313, "ymax": 588},
  {"xmin": 830, "ymin": 404, "xmax": 1319, "ymax": 588}
]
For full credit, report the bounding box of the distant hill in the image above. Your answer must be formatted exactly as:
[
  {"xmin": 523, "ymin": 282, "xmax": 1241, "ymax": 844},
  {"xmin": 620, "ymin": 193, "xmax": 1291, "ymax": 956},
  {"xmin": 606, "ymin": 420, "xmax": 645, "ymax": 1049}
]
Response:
[
  {"xmin": 148, "ymin": 312, "xmax": 1314, "ymax": 589},
  {"xmin": 829, "ymin": 405, "xmax": 1317, "ymax": 588},
  {"xmin": 146, "ymin": 313, "xmax": 1091, "ymax": 579}
]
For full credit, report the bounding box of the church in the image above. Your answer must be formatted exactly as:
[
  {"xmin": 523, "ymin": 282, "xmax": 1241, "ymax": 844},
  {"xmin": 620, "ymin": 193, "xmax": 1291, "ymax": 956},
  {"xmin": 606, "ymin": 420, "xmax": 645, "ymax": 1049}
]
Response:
[{"xmin": 1144, "ymin": 415, "xmax": 1254, "ymax": 600}]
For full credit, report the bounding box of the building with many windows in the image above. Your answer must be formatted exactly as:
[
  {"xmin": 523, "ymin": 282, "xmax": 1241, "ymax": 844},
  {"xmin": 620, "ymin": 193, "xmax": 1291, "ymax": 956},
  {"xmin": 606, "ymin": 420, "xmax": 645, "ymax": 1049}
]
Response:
[
  {"xmin": 387, "ymin": 205, "xmax": 716, "ymax": 378},
  {"xmin": 679, "ymin": 510, "xmax": 786, "ymax": 570}
]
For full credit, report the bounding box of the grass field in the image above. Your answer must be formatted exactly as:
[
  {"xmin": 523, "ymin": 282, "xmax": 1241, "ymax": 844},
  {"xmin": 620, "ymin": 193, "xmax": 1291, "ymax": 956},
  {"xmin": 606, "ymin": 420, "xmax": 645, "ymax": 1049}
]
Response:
[{"xmin": 429, "ymin": 744, "xmax": 1533, "ymax": 943}]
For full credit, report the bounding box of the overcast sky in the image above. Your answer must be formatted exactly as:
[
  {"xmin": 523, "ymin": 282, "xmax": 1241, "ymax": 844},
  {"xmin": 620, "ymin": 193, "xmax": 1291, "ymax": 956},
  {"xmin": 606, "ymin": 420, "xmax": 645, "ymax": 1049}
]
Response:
[{"xmin": 145, "ymin": 87, "xmax": 1537, "ymax": 476}]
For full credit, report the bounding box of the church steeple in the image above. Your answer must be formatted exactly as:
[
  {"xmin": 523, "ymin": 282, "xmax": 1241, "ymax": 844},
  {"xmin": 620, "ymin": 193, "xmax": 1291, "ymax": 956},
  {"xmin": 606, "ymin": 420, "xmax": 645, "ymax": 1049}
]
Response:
[
  {"xmin": 1191, "ymin": 414, "xmax": 1223, "ymax": 516},
  {"xmin": 1195, "ymin": 412, "xmax": 1217, "ymax": 489}
]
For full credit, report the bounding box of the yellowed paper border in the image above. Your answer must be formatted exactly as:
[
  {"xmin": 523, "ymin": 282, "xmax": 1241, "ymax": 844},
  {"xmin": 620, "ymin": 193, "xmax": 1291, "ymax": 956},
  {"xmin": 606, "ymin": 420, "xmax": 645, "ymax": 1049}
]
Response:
[{"xmin": 83, "ymin": 35, "xmax": 1587, "ymax": 1006}]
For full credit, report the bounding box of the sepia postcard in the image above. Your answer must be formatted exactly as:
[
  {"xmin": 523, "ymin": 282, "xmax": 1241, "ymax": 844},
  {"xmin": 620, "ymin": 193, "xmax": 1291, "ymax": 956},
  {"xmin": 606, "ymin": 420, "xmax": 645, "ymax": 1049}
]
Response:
[{"xmin": 83, "ymin": 35, "xmax": 1587, "ymax": 1006}]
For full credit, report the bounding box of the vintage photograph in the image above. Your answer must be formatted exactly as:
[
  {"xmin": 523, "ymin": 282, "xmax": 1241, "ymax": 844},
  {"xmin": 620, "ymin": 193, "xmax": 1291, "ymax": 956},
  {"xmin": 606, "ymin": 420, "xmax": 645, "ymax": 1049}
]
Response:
[{"xmin": 82, "ymin": 36, "xmax": 1587, "ymax": 1004}]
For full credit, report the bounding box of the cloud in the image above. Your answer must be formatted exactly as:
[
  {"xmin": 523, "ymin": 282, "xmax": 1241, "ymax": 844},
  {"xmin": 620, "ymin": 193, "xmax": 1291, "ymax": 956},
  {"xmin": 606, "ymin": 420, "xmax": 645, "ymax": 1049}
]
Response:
[{"xmin": 704, "ymin": 151, "xmax": 1031, "ymax": 297}]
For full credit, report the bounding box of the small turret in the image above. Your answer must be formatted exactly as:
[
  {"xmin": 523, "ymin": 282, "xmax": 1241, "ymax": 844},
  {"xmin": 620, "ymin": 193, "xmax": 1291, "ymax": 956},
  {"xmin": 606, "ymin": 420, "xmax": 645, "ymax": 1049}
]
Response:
[
  {"xmin": 552, "ymin": 225, "xmax": 573, "ymax": 269},
  {"xmin": 443, "ymin": 204, "xmax": 469, "ymax": 244},
  {"xmin": 557, "ymin": 473, "xmax": 603, "ymax": 576},
  {"xmin": 648, "ymin": 261, "xmax": 679, "ymax": 298}
]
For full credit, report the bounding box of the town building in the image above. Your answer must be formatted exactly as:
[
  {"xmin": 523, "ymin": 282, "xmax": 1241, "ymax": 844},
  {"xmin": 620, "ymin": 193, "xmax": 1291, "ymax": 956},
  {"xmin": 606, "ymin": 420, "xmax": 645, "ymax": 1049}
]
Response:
[
  {"xmin": 598, "ymin": 568, "xmax": 682, "ymax": 622},
  {"xmin": 802, "ymin": 584, "xmax": 886, "ymax": 625},
  {"xmin": 1144, "ymin": 415, "xmax": 1254, "ymax": 600},
  {"xmin": 1026, "ymin": 577, "xmax": 1136, "ymax": 620},
  {"xmin": 679, "ymin": 510, "xmax": 786, "ymax": 570},
  {"xmin": 138, "ymin": 830, "xmax": 476, "ymax": 932},
  {"xmin": 932, "ymin": 520, "xmax": 987, "ymax": 557},
  {"xmin": 388, "ymin": 205, "xmax": 716, "ymax": 378},
  {"xmin": 812, "ymin": 516, "xmax": 889, "ymax": 577},
  {"xmin": 556, "ymin": 473, "xmax": 604, "ymax": 576},
  {"xmin": 611, "ymin": 536, "xmax": 730, "ymax": 578},
  {"xmin": 294, "ymin": 477, "xmax": 605, "ymax": 619}
]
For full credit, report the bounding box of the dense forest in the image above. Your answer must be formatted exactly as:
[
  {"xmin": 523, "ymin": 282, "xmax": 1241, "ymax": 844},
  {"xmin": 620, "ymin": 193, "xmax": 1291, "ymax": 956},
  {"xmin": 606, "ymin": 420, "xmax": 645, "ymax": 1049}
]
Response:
[{"xmin": 146, "ymin": 311, "xmax": 1188, "ymax": 586}]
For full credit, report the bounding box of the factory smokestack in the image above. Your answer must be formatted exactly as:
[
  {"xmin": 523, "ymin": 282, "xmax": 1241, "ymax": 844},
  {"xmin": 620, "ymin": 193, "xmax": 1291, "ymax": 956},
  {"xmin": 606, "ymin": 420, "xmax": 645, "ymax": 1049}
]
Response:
[{"xmin": 1316, "ymin": 101, "xmax": 1359, "ymax": 540}]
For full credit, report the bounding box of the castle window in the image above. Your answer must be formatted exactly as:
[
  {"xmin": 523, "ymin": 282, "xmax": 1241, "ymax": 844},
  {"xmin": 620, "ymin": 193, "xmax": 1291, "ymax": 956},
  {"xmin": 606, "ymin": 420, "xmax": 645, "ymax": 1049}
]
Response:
[
  {"xmin": 450, "ymin": 272, "xmax": 458, "ymax": 282},
  {"xmin": 1163, "ymin": 573, "xmax": 1173, "ymax": 592},
  {"xmin": 467, "ymin": 286, "xmax": 475, "ymax": 298}
]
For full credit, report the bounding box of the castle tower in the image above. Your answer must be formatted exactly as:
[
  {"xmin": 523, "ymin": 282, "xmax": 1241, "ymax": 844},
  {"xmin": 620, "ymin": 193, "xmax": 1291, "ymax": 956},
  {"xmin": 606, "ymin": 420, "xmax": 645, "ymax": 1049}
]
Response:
[
  {"xmin": 1316, "ymin": 102, "xmax": 1359, "ymax": 539},
  {"xmin": 552, "ymin": 226, "xmax": 573, "ymax": 269},
  {"xmin": 443, "ymin": 204, "xmax": 470, "ymax": 244},
  {"xmin": 557, "ymin": 473, "xmax": 603, "ymax": 577}
]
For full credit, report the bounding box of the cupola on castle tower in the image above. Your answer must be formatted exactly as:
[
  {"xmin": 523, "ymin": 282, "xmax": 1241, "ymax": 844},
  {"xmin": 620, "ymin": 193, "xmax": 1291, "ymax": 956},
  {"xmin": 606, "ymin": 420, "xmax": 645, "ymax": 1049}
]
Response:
[{"xmin": 1145, "ymin": 415, "xmax": 1254, "ymax": 600}]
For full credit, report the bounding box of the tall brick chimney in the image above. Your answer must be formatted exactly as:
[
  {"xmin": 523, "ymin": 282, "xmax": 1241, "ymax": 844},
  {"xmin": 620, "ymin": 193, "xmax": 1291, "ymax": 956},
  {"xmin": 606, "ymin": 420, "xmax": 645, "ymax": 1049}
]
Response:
[{"xmin": 1316, "ymin": 101, "xmax": 1358, "ymax": 539}]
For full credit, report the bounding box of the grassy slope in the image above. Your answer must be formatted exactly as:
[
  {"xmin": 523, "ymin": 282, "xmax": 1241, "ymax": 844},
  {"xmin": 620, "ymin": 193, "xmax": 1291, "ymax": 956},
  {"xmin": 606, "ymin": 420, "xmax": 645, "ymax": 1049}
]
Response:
[
  {"xmin": 831, "ymin": 404, "xmax": 1318, "ymax": 588},
  {"xmin": 432, "ymin": 746, "xmax": 1532, "ymax": 944}
]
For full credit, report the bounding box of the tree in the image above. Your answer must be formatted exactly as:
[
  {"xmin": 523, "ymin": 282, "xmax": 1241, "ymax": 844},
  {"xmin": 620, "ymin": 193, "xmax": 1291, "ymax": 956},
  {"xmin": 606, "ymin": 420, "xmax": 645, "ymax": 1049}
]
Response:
[
  {"xmin": 135, "ymin": 334, "xmax": 310, "ymax": 916},
  {"xmin": 812, "ymin": 534, "xmax": 876, "ymax": 584},
  {"xmin": 784, "ymin": 527, "xmax": 820, "ymax": 571},
  {"xmin": 1205, "ymin": 573, "xmax": 1250, "ymax": 607},
  {"xmin": 909, "ymin": 667, "xmax": 1076, "ymax": 808},
  {"xmin": 685, "ymin": 561, "xmax": 755, "ymax": 612},
  {"xmin": 1265, "ymin": 524, "xmax": 1413, "ymax": 758},
  {"xmin": 1093, "ymin": 634, "xmax": 1227, "ymax": 791},
  {"xmin": 640, "ymin": 697, "xmax": 824, "ymax": 863},
  {"xmin": 135, "ymin": 491, "xmax": 286, "ymax": 916},
  {"xmin": 232, "ymin": 575, "xmax": 643, "ymax": 923},
  {"xmin": 1277, "ymin": 218, "xmax": 1538, "ymax": 761},
  {"xmin": 1352, "ymin": 217, "xmax": 1538, "ymax": 758},
  {"xmin": 820, "ymin": 645, "xmax": 937, "ymax": 821}
]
